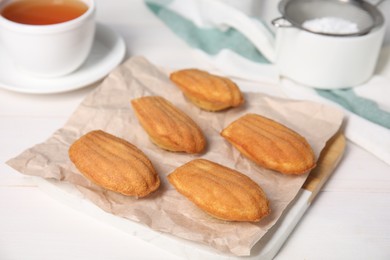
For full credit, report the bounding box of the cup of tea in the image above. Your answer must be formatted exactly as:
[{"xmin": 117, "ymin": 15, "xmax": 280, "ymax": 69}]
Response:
[{"xmin": 0, "ymin": 0, "xmax": 95, "ymax": 77}]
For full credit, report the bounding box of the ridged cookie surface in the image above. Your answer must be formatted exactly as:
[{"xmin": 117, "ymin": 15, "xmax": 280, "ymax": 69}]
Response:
[
  {"xmin": 170, "ymin": 69, "xmax": 244, "ymax": 111},
  {"xmin": 69, "ymin": 130, "xmax": 160, "ymax": 197},
  {"xmin": 221, "ymin": 114, "xmax": 316, "ymax": 175},
  {"xmin": 168, "ymin": 159, "xmax": 270, "ymax": 222},
  {"xmin": 131, "ymin": 96, "xmax": 206, "ymax": 153}
]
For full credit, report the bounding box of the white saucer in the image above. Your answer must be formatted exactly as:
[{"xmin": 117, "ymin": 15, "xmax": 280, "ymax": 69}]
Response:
[{"xmin": 0, "ymin": 23, "xmax": 126, "ymax": 94}]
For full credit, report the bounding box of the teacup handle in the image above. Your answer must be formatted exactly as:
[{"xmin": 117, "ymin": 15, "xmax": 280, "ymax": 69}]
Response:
[{"xmin": 271, "ymin": 17, "xmax": 293, "ymax": 28}]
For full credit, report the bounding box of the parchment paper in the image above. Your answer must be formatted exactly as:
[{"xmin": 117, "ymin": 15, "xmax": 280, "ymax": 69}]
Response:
[{"xmin": 7, "ymin": 56, "xmax": 343, "ymax": 256}]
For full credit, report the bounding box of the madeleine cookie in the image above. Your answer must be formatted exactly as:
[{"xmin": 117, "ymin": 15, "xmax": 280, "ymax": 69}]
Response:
[
  {"xmin": 170, "ymin": 69, "xmax": 244, "ymax": 111},
  {"xmin": 69, "ymin": 130, "xmax": 160, "ymax": 197},
  {"xmin": 131, "ymin": 96, "xmax": 206, "ymax": 153},
  {"xmin": 221, "ymin": 114, "xmax": 316, "ymax": 175},
  {"xmin": 168, "ymin": 159, "xmax": 270, "ymax": 222}
]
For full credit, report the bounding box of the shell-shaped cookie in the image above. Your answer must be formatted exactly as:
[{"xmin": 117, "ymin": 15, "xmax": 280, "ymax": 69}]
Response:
[
  {"xmin": 221, "ymin": 113, "xmax": 316, "ymax": 175},
  {"xmin": 168, "ymin": 159, "xmax": 270, "ymax": 222},
  {"xmin": 69, "ymin": 130, "xmax": 160, "ymax": 197},
  {"xmin": 170, "ymin": 69, "xmax": 244, "ymax": 111},
  {"xmin": 131, "ymin": 96, "xmax": 206, "ymax": 153}
]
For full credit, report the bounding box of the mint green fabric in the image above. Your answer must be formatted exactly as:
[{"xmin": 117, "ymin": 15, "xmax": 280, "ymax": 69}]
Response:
[
  {"xmin": 145, "ymin": 2, "xmax": 270, "ymax": 63},
  {"xmin": 317, "ymin": 89, "xmax": 390, "ymax": 129},
  {"xmin": 144, "ymin": 0, "xmax": 390, "ymax": 129}
]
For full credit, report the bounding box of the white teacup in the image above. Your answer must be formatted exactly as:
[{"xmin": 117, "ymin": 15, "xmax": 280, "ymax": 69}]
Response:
[{"xmin": 0, "ymin": 0, "xmax": 96, "ymax": 77}]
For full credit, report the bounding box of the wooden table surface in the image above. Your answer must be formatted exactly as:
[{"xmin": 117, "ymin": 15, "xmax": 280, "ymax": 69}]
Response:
[{"xmin": 1, "ymin": 1, "xmax": 390, "ymax": 259}]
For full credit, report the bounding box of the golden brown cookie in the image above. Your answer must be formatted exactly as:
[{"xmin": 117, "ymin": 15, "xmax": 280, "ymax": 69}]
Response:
[
  {"xmin": 131, "ymin": 96, "xmax": 206, "ymax": 154},
  {"xmin": 69, "ymin": 130, "xmax": 160, "ymax": 197},
  {"xmin": 221, "ymin": 113, "xmax": 316, "ymax": 175},
  {"xmin": 170, "ymin": 69, "xmax": 244, "ymax": 111},
  {"xmin": 168, "ymin": 159, "xmax": 270, "ymax": 222}
]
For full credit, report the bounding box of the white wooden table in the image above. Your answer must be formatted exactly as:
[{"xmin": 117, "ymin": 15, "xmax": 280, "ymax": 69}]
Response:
[{"xmin": 1, "ymin": 1, "xmax": 390, "ymax": 259}]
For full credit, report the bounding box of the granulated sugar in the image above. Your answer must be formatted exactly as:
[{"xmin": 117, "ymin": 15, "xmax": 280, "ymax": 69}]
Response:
[{"xmin": 302, "ymin": 17, "xmax": 359, "ymax": 34}]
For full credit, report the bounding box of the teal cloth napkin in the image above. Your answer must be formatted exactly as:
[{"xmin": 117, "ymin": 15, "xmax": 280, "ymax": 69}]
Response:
[
  {"xmin": 146, "ymin": 1, "xmax": 270, "ymax": 63},
  {"xmin": 317, "ymin": 88, "xmax": 390, "ymax": 129}
]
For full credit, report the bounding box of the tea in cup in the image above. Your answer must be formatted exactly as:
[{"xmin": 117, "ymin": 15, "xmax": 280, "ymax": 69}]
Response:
[{"xmin": 0, "ymin": 0, "xmax": 96, "ymax": 77}]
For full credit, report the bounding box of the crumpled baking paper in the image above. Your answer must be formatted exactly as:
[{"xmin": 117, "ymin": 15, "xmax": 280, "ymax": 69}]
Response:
[{"xmin": 7, "ymin": 56, "xmax": 343, "ymax": 256}]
